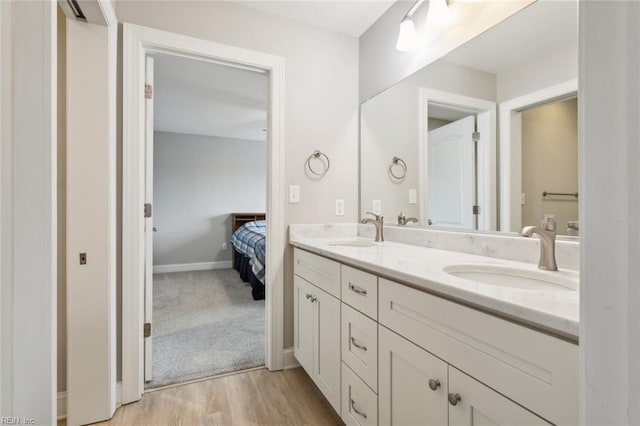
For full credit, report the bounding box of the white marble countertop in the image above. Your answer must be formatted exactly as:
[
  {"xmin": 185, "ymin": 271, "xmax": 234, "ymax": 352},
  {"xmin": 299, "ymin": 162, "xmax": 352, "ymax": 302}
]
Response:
[{"xmin": 289, "ymin": 235, "xmax": 579, "ymax": 341}]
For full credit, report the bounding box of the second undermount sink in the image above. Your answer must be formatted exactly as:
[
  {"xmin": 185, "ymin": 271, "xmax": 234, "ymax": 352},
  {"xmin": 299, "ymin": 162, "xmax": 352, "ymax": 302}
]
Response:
[
  {"xmin": 444, "ymin": 264, "xmax": 578, "ymax": 291},
  {"xmin": 328, "ymin": 240, "xmax": 377, "ymax": 248}
]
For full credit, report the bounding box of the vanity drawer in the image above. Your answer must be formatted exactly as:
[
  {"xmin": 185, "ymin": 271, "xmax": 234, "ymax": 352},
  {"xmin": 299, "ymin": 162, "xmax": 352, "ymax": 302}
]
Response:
[
  {"xmin": 341, "ymin": 265, "xmax": 378, "ymax": 319},
  {"xmin": 341, "ymin": 303, "xmax": 378, "ymax": 391},
  {"xmin": 341, "ymin": 363, "xmax": 378, "ymax": 426},
  {"xmin": 294, "ymin": 248, "xmax": 341, "ymax": 298},
  {"xmin": 378, "ymin": 278, "xmax": 578, "ymax": 426}
]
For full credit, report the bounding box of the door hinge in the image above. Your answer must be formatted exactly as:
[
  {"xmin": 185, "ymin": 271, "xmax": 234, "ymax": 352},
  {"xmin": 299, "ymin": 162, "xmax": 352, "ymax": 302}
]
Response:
[
  {"xmin": 144, "ymin": 203, "xmax": 152, "ymax": 218},
  {"xmin": 472, "ymin": 131, "xmax": 480, "ymax": 143},
  {"xmin": 473, "ymin": 205, "xmax": 481, "ymax": 215},
  {"xmin": 145, "ymin": 83, "xmax": 153, "ymax": 99},
  {"xmin": 144, "ymin": 322, "xmax": 152, "ymax": 338}
]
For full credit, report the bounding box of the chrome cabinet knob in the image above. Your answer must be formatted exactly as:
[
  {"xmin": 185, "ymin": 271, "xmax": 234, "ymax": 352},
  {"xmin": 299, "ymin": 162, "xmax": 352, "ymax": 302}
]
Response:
[
  {"xmin": 448, "ymin": 393, "xmax": 461, "ymax": 406},
  {"xmin": 428, "ymin": 379, "xmax": 441, "ymax": 391},
  {"xmin": 305, "ymin": 293, "xmax": 316, "ymax": 303}
]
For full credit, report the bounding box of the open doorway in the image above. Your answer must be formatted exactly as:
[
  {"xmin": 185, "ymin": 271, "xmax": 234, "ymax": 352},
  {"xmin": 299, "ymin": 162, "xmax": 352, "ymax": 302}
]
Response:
[{"xmin": 143, "ymin": 52, "xmax": 269, "ymax": 389}]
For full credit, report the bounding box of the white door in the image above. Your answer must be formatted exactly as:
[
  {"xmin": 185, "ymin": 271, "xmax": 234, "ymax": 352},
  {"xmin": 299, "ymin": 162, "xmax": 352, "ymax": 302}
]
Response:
[
  {"xmin": 144, "ymin": 55, "xmax": 154, "ymax": 382},
  {"xmin": 293, "ymin": 275, "xmax": 315, "ymax": 376},
  {"xmin": 448, "ymin": 367, "xmax": 550, "ymax": 426},
  {"xmin": 427, "ymin": 115, "xmax": 476, "ymax": 229},
  {"xmin": 379, "ymin": 326, "xmax": 448, "ymax": 426},
  {"xmin": 313, "ymin": 287, "xmax": 341, "ymax": 413}
]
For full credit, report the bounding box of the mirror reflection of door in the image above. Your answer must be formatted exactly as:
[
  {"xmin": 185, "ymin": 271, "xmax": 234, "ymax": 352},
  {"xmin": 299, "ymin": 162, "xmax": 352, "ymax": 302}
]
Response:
[
  {"xmin": 520, "ymin": 97, "xmax": 578, "ymax": 236},
  {"xmin": 426, "ymin": 106, "xmax": 477, "ymax": 230}
]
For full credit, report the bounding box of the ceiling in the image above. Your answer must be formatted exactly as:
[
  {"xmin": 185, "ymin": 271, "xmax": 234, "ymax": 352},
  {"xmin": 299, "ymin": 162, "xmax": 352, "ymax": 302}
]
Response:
[
  {"xmin": 443, "ymin": 0, "xmax": 578, "ymax": 74},
  {"xmin": 232, "ymin": 0, "xmax": 396, "ymax": 37},
  {"xmin": 153, "ymin": 53, "xmax": 269, "ymax": 141}
]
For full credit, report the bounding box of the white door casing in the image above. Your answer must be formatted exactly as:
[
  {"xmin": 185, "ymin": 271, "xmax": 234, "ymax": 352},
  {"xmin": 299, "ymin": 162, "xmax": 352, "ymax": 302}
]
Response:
[
  {"xmin": 498, "ymin": 79, "xmax": 578, "ymax": 232},
  {"xmin": 418, "ymin": 88, "xmax": 496, "ymax": 231},
  {"xmin": 122, "ymin": 23, "xmax": 285, "ymax": 404},
  {"xmin": 427, "ymin": 115, "xmax": 476, "ymax": 229},
  {"xmin": 143, "ymin": 56, "xmax": 154, "ymax": 383}
]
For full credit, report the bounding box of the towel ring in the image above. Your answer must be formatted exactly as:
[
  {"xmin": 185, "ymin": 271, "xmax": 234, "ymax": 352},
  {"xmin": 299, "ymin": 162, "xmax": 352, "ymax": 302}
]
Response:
[
  {"xmin": 306, "ymin": 150, "xmax": 330, "ymax": 177},
  {"xmin": 389, "ymin": 156, "xmax": 407, "ymax": 180}
]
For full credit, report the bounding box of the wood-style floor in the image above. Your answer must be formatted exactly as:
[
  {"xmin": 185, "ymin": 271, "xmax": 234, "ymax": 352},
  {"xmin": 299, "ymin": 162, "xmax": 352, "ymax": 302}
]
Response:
[{"xmin": 59, "ymin": 367, "xmax": 343, "ymax": 426}]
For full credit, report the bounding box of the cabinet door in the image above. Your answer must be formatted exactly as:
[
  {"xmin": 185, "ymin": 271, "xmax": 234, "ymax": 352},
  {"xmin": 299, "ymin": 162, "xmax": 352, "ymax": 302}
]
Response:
[
  {"xmin": 448, "ymin": 367, "xmax": 550, "ymax": 426},
  {"xmin": 314, "ymin": 287, "xmax": 342, "ymax": 413},
  {"xmin": 293, "ymin": 275, "xmax": 315, "ymax": 377},
  {"xmin": 379, "ymin": 326, "xmax": 448, "ymax": 426}
]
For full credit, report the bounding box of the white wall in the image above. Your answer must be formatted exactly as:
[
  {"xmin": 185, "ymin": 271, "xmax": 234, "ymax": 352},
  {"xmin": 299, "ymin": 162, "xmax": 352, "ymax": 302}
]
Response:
[
  {"xmin": 359, "ymin": 0, "xmax": 533, "ymax": 102},
  {"xmin": 497, "ymin": 43, "xmax": 578, "ymax": 102},
  {"xmin": 114, "ymin": 1, "xmax": 359, "ymax": 349},
  {"xmin": 0, "ymin": 0, "xmax": 57, "ymax": 421},
  {"xmin": 153, "ymin": 131, "xmax": 266, "ymax": 266},
  {"xmin": 521, "ymin": 98, "xmax": 578, "ymax": 234},
  {"xmin": 361, "ymin": 60, "xmax": 496, "ymax": 222},
  {"xmin": 580, "ymin": 1, "xmax": 640, "ymax": 423}
]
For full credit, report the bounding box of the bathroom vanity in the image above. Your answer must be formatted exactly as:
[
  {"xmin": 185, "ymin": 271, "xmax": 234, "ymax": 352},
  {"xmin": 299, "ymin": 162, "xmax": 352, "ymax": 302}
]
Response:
[{"xmin": 290, "ymin": 224, "xmax": 579, "ymax": 426}]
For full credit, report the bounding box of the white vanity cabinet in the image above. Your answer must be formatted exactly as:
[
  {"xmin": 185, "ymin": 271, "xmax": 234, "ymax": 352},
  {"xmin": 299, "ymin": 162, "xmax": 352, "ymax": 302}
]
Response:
[
  {"xmin": 293, "ymin": 251, "xmax": 342, "ymax": 413},
  {"xmin": 291, "ymin": 248, "xmax": 578, "ymax": 426}
]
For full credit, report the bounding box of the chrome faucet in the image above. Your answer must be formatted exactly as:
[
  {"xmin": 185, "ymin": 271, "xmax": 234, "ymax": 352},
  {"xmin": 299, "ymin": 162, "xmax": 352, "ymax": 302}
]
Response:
[
  {"xmin": 397, "ymin": 211, "xmax": 418, "ymax": 226},
  {"xmin": 520, "ymin": 215, "xmax": 558, "ymax": 271},
  {"xmin": 361, "ymin": 211, "xmax": 384, "ymax": 242}
]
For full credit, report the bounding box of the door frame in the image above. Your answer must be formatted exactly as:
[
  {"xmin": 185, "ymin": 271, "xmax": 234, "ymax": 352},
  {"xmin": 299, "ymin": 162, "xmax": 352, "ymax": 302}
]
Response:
[
  {"xmin": 418, "ymin": 88, "xmax": 497, "ymax": 231},
  {"xmin": 498, "ymin": 79, "xmax": 578, "ymax": 232},
  {"xmin": 122, "ymin": 23, "xmax": 285, "ymax": 404}
]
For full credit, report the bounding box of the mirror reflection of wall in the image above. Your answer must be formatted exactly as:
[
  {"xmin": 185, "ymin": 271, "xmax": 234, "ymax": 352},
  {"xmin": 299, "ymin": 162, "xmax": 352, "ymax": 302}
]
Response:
[
  {"xmin": 521, "ymin": 97, "xmax": 578, "ymax": 236},
  {"xmin": 359, "ymin": 0, "xmax": 578, "ymax": 237}
]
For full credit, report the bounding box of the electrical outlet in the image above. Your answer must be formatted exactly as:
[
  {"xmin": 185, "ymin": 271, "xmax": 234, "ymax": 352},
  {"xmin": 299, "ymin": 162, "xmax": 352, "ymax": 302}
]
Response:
[
  {"xmin": 289, "ymin": 185, "xmax": 300, "ymax": 203},
  {"xmin": 222, "ymin": 242, "xmax": 228, "ymax": 250},
  {"xmin": 335, "ymin": 199, "xmax": 345, "ymax": 216},
  {"xmin": 372, "ymin": 200, "xmax": 382, "ymax": 215},
  {"xmin": 409, "ymin": 189, "xmax": 417, "ymax": 204}
]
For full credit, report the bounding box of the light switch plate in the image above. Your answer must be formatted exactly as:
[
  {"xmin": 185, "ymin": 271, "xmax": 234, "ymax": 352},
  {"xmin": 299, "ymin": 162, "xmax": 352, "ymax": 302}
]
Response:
[
  {"xmin": 409, "ymin": 189, "xmax": 417, "ymax": 204},
  {"xmin": 289, "ymin": 185, "xmax": 300, "ymax": 203},
  {"xmin": 372, "ymin": 200, "xmax": 381, "ymax": 215},
  {"xmin": 521, "ymin": 192, "xmax": 526, "ymax": 205},
  {"xmin": 335, "ymin": 199, "xmax": 345, "ymax": 216}
]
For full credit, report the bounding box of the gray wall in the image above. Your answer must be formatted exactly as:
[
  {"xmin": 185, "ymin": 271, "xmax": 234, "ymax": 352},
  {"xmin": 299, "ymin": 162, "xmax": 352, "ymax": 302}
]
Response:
[
  {"xmin": 114, "ymin": 0, "xmax": 359, "ymax": 357},
  {"xmin": 153, "ymin": 131, "xmax": 266, "ymax": 266}
]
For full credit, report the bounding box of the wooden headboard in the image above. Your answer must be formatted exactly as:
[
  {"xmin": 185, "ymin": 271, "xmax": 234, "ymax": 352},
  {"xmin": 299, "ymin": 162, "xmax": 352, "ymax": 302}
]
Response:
[{"xmin": 231, "ymin": 213, "xmax": 266, "ymax": 234}]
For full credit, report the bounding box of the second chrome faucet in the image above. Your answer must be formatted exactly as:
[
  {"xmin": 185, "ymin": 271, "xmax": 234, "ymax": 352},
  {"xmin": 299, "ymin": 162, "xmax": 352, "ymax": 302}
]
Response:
[{"xmin": 361, "ymin": 211, "xmax": 384, "ymax": 242}]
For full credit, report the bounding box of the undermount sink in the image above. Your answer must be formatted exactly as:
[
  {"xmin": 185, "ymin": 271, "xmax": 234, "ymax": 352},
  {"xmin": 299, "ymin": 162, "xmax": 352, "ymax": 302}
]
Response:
[
  {"xmin": 328, "ymin": 240, "xmax": 377, "ymax": 248},
  {"xmin": 444, "ymin": 264, "xmax": 578, "ymax": 291}
]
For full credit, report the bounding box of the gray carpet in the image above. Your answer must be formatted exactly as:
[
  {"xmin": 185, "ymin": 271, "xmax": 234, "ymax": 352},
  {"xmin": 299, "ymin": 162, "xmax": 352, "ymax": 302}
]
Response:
[{"xmin": 146, "ymin": 268, "xmax": 265, "ymax": 388}]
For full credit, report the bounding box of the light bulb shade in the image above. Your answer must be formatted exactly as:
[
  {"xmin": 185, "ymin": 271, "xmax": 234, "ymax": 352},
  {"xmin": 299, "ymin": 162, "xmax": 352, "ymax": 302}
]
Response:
[{"xmin": 396, "ymin": 19, "xmax": 418, "ymax": 52}]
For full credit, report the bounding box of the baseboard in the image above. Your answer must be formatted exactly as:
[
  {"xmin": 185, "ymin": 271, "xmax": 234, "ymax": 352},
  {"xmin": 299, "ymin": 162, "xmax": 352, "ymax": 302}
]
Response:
[
  {"xmin": 283, "ymin": 347, "xmax": 300, "ymax": 370},
  {"xmin": 57, "ymin": 381, "xmax": 122, "ymax": 421},
  {"xmin": 153, "ymin": 261, "xmax": 232, "ymax": 274},
  {"xmin": 57, "ymin": 391, "xmax": 67, "ymax": 420}
]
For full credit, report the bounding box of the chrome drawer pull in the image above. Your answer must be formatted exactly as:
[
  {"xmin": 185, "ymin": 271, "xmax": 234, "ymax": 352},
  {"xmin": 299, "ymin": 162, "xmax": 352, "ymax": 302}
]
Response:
[
  {"xmin": 305, "ymin": 293, "xmax": 316, "ymax": 303},
  {"xmin": 350, "ymin": 337, "xmax": 368, "ymax": 351},
  {"xmin": 350, "ymin": 398, "xmax": 367, "ymax": 419},
  {"xmin": 349, "ymin": 283, "xmax": 367, "ymax": 296}
]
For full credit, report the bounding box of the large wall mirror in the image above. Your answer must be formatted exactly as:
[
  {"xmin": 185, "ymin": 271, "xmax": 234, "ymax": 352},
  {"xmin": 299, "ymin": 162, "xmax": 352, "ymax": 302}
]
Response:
[{"xmin": 360, "ymin": 1, "xmax": 579, "ymax": 237}]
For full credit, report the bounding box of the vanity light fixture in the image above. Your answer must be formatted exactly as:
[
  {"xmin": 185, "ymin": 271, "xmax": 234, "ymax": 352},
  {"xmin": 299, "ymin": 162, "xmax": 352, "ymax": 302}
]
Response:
[
  {"xmin": 396, "ymin": 0, "xmax": 425, "ymax": 52},
  {"xmin": 396, "ymin": 0, "xmax": 456, "ymax": 52}
]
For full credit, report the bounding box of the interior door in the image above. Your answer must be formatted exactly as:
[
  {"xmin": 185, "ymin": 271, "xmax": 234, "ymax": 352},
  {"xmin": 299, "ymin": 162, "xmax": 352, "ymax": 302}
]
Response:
[
  {"xmin": 144, "ymin": 55, "xmax": 154, "ymax": 382},
  {"xmin": 427, "ymin": 115, "xmax": 476, "ymax": 229}
]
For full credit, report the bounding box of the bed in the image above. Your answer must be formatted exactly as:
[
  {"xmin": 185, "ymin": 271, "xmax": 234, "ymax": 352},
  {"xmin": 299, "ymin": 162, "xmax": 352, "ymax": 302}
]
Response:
[{"xmin": 230, "ymin": 215, "xmax": 266, "ymax": 300}]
